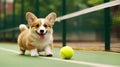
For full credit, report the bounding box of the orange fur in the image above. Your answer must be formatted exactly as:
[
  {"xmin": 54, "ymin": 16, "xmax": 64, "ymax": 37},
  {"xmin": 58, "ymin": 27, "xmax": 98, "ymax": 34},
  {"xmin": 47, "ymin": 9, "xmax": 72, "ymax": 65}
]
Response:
[{"xmin": 17, "ymin": 12, "xmax": 56, "ymax": 56}]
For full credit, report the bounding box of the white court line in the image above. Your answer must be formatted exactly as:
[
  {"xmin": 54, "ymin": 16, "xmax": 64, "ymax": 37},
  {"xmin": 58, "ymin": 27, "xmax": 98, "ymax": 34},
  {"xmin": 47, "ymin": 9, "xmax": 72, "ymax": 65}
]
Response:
[{"xmin": 0, "ymin": 47, "xmax": 118, "ymax": 67}]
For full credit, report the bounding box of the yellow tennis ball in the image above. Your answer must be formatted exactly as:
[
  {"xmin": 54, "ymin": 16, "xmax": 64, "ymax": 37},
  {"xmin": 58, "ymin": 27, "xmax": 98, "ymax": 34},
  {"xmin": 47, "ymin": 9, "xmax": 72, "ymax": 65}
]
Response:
[{"xmin": 60, "ymin": 46, "xmax": 74, "ymax": 59}]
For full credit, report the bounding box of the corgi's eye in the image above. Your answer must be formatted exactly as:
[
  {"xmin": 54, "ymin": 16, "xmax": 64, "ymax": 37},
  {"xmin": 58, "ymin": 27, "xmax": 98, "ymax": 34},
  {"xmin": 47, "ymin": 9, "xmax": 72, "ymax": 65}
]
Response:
[
  {"xmin": 44, "ymin": 24, "xmax": 47, "ymax": 28},
  {"xmin": 36, "ymin": 24, "xmax": 39, "ymax": 28}
]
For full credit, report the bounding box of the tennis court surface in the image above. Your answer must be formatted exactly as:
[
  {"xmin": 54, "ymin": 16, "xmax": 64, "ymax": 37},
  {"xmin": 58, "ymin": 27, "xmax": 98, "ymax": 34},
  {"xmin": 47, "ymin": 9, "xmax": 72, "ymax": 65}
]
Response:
[{"xmin": 0, "ymin": 43, "xmax": 120, "ymax": 67}]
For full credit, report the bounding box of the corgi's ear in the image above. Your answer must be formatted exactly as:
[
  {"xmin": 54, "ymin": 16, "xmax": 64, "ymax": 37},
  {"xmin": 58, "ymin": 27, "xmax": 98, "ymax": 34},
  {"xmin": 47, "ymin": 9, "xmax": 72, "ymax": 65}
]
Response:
[
  {"xmin": 45, "ymin": 12, "xmax": 56, "ymax": 25},
  {"xmin": 26, "ymin": 12, "xmax": 37, "ymax": 25}
]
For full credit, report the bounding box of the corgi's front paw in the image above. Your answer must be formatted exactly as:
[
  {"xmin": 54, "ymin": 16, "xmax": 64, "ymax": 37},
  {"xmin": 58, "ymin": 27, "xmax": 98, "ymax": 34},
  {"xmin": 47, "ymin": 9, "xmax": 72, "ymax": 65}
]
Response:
[
  {"xmin": 30, "ymin": 49, "xmax": 39, "ymax": 56},
  {"xmin": 45, "ymin": 46, "xmax": 53, "ymax": 57}
]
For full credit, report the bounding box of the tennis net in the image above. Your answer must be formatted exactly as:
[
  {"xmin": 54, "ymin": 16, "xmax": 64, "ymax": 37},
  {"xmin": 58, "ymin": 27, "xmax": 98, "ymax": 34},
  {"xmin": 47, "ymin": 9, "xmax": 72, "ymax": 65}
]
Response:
[{"xmin": 0, "ymin": 0, "xmax": 120, "ymax": 42}]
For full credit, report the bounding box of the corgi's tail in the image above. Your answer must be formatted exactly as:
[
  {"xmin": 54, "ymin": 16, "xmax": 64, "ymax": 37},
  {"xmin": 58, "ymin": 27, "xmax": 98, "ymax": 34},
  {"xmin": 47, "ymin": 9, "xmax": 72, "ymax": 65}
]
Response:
[{"xmin": 19, "ymin": 24, "xmax": 28, "ymax": 32}]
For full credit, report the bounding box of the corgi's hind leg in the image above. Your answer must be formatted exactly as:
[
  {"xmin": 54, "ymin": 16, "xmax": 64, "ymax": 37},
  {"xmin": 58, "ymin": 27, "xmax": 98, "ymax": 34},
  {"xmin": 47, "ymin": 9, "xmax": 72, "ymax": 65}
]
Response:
[
  {"xmin": 19, "ymin": 47, "xmax": 26, "ymax": 55},
  {"xmin": 45, "ymin": 45, "xmax": 53, "ymax": 57}
]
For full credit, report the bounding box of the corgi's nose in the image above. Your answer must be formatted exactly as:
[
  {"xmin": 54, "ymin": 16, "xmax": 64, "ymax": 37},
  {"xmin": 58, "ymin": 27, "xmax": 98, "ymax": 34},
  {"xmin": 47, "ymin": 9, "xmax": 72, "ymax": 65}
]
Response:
[{"xmin": 40, "ymin": 30, "xmax": 44, "ymax": 33}]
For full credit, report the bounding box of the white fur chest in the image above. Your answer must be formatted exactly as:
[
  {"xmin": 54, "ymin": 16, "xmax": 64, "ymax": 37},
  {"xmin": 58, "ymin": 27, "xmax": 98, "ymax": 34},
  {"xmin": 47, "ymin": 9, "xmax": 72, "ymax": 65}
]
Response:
[{"xmin": 31, "ymin": 35, "xmax": 53, "ymax": 51}]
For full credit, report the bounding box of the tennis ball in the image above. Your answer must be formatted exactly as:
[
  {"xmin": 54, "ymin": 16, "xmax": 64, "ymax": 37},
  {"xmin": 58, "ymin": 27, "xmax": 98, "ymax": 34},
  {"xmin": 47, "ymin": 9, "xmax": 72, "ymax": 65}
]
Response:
[{"xmin": 60, "ymin": 46, "xmax": 74, "ymax": 59}]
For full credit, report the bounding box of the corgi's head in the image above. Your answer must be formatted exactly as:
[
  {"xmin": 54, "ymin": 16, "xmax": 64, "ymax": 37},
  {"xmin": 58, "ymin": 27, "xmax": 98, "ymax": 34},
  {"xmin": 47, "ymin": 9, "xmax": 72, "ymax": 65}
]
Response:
[{"xmin": 26, "ymin": 12, "xmax": 56, "ymax": 39}]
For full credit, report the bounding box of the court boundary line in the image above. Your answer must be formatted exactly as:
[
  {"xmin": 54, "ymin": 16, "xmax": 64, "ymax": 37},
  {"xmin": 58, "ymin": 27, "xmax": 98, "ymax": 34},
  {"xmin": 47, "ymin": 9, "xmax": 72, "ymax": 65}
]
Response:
[{"xmin": 0, "ymin": 47, "xmax": 118, "ymax": 67}]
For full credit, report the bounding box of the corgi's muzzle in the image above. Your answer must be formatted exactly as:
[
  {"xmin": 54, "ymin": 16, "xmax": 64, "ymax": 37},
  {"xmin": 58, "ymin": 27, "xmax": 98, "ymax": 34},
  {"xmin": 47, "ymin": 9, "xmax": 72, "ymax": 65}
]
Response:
[{"xmin": 36, "ymin": 30, "xmax": 47, "ymax": 39}]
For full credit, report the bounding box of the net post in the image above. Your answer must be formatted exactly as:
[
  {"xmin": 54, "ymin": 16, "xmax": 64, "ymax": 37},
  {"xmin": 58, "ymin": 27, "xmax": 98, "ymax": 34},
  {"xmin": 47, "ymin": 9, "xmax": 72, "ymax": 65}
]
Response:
[
  {"xmin": 104, "ymin": 0, "xmax": 111, "ymax": 51},
  {"xmin": 62, "ymin": 0, "xmax": 67, "ymax": 46},
  {"xmin": 21, "ymin": 0, "xmax": 24, "ymax": 24},
  {"xmin": 12, "ymin": 0, "xmax": 15, "ymax": 41},
  {"xmin": 0, "ymin": 0, "xmax": 2, "ymax": 41},
  {"xmin": 35, "ymin": 0, "xmax": 39, "ymax": 17},
  {"xmin": 3, "ymin": 0, "xmax": 6, "ymax": 41},
  {"xmin": 0, "ymin": 0, "xmax": 2, "ymax": 23}
]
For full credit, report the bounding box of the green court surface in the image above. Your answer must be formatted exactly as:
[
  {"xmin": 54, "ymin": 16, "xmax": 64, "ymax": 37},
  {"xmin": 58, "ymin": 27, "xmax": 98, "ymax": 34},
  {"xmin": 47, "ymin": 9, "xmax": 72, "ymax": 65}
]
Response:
[{"xmin": 0, "ymin": 43, "xmax": 120, "ymax": 67}]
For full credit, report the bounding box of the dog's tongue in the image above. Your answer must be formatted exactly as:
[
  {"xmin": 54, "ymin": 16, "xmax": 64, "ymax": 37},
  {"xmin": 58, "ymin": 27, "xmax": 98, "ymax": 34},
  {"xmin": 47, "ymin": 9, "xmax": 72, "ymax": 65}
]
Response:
[{"xmin": 40, "ymin": 34, "xmax": 45, "ymax": 39}]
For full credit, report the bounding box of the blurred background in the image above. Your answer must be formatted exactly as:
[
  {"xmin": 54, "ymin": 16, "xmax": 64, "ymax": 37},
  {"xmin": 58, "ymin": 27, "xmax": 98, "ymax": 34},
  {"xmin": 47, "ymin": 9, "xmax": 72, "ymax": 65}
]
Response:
[{"xmin": 0, "ymin": 0, "xmax": 120, "ymax": 52}]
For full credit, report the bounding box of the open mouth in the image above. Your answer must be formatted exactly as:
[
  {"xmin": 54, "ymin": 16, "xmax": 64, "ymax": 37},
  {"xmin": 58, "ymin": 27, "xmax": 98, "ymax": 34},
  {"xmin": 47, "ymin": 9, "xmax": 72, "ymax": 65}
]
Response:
[{"xmin": 36, "ymin": 31, "xmax": 47, "ymax": 39}]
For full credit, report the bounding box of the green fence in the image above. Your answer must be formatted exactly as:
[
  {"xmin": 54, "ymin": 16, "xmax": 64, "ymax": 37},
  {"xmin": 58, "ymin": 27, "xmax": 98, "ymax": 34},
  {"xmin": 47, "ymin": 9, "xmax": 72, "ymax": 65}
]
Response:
[
  {"xmin": 0, "ymin": 0, "xmax": 120, "ymax": 51},
  {"xmin": 0, "ymin": 0, "xmax": 63, "ymax": 41}
]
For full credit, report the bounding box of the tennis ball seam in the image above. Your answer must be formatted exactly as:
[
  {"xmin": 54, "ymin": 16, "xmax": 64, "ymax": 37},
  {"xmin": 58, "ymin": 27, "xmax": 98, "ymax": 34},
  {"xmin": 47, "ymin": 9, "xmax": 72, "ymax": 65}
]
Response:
[
  {"xmin": 61, "ymin": 51, "xmax": 71, "ymax": 59},
  {"xmin": 61, "ymin": 51, "xmax": 66, "ymax": 59},
  {"xmin": 60, "ymin": 46, "xmax": 74, "ymax": 59},
  {"xmin": 61, "ymin": 50, "xmax": 73, "ymax": 59}
]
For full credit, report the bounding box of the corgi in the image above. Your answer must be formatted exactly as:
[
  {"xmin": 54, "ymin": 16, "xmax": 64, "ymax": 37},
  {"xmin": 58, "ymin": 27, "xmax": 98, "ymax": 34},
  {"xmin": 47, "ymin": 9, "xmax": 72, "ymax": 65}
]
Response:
[{"xmin": 17, "ymin": 12, "xmax": 56, "ymax": 56}]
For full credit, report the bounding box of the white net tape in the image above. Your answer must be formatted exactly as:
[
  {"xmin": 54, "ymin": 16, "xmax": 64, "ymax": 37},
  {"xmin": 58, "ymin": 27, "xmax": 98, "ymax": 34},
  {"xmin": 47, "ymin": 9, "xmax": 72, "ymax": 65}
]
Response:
[{"xmin": 56, "ymin": 0, "xmax": 120, "ymax": 22}]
